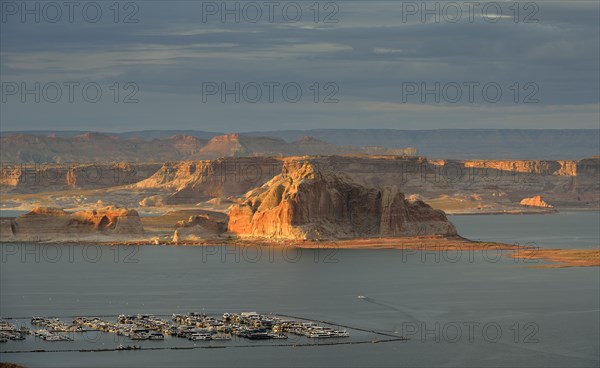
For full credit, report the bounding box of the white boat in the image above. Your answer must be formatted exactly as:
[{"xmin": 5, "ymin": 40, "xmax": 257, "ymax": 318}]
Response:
[
  {"xmin": 130, "ymin": 332, "xmax": 150, "ymax": 340},
  {"xmin": 211, "ymin": 333, "xmax": 231, "ymax": 340},
  {"xmin": 189, "ymin": 333, "xmax": 211, "ymax": 341},
  {"xmin": 31, "ymin": 317, "xmax": 46, "ymax": 325},
  {"xmin": 331, "ymin": 330, "xmax": 349, "ymax": 337},
  {"xmin": 44, "ymin": 334, "xmax": 63, "ymax": 341},
  {"xmin": 307, "ymin": 331, "xmax": 334, "ymax": 338},
  {"xmin": 34, "ymin": 330, "xmax": 50, "ymax": 337},
  {"xmin": 117, "ymin": 344, "xmax": 141, "ymax": 350},
  {"xmin": 240, "ymin": 312, "xmax": 259, "ymax": 318},
  {"xmin": 149, "ymin": 333, "xmax": 164, "ymax": 340},
  {"xmin": 0, "ymin": 323, "xmax": 16, "ymax": 332}
]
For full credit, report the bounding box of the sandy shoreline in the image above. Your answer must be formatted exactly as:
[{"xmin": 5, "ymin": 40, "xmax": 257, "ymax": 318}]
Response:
[{"xmin": 3, "ymin": 236, "xmax": 597, "ymax": 269}]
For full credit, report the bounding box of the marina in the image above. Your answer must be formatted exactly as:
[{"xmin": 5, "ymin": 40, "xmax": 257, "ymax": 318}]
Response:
[{"xmin": 1, "ymin": 311, "xmax": 403, "ymax": 354}]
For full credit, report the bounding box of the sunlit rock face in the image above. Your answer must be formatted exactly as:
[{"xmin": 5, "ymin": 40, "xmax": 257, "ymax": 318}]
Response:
[
  {"xmin": 520, "ymin": 195, "xmax": 553, "ymax": 208},
  {"xmin": 228, "ymin": 161, "xmax": 457, "ymax": 240}
]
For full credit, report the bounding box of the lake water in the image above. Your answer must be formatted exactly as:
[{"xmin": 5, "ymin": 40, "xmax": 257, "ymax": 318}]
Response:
[
  {"xmin": 0, "ymin": 210, "xmax": 28, "ymax": 217},
  {"xmin": 449, "ymin": 211, "xmax": 600, "ymax": 249},
  {"xmin": 1, "ymin": 212, "xmax": 599, "ymax": 367}
]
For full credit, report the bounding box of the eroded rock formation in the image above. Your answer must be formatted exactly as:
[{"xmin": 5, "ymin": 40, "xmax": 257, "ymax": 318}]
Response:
[
  {"xmin": 4, "ymin": 206, "xmax": 144, "ymax": 241},
  {"xmin": 1, "ymin": 162, "xmax": 162, "ymax": 192},
  {"xmin": 137, "ymin": 156, "xmax": 600, "ymax": 208},
  {"xmin": 227, "ymin": 161, "xmax": 457, "ymax": 240},
  {"xmin": 520, "ymin": 195, "xmax": 553, "ymax": 208},
  {"xmin": 172, "ymin": 214, "xmax": 225, "ymax": 242},
  {"xmin": 135, "ymin": 157, "xmax": 283, "ymax": 205}
]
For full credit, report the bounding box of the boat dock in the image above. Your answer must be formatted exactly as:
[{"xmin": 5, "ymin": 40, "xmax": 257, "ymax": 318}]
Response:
[{"xmin": 1, "ymin": 311, "xmax": 408, "ymax": 353}]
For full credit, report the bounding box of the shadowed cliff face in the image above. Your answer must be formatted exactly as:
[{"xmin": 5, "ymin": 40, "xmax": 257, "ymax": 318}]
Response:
[
  {"xmin": 0, "ymin": 206, "xmax": 144, "ymax": 242},
  {"xmin": 0, "ymin": 163, "xmax": 162, "ymax": 191},
  {"xmin": 227, "ymin": 161, "xmax": 457, "ymax": 240},
  {"xmin": 0, "ymin": 133, "xmax": 210, "ymax": 163},
  {"xmin": 133, "ymin": 156, "xmax": 599, "ymax": 208},
  {"xmin": 0, "ymin": 133, "xmax": 416, "ymax": 164},
  {"xmin": 134, "ymin": 157, "xmax": 284, "ymax": 205}
]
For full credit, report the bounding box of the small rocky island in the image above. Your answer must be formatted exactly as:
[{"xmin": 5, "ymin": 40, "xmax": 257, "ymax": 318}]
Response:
[{"xmin": 228, "ymin": 161, "xmax": 456, "ymax": 239}]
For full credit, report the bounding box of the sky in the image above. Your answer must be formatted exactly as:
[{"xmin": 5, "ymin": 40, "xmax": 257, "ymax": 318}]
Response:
[{"xmin": 0, "ymin": 0, "xmax": 599, "ymax": 132}]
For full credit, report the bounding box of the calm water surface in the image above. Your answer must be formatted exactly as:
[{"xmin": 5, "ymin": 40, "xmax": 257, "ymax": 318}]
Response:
[
  {"xmin": 449, "ymin": 211, "xmax": 600, "ymax": 249},
  {"xmin": 1, "ymin": 212, "xmax": 599, "ymax": 367}
]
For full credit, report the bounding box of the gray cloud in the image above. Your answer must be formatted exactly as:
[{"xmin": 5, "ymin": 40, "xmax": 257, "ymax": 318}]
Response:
[{"xmin": 1, "ymin": 0, "xmax": 598, "ymax": 131}]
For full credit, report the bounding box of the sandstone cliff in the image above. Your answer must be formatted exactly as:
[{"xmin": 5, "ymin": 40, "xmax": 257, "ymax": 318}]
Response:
[
  {"xmin": 130, "ymin": 156, "xmax": 600, "ymax": 209},
  {"xmin": 457, "ymin": 160, "xmax": 578, "ymax": 176},
  {"xmin": 2, "ymin": 156, "xmax": 597, "ymax": 214},
  {"xmin": 0, "ymin": 133, "xmax": 210, "ymax": 163},
  {"xmin": 172, "ymin": 214, "xmax": 225, "ymax": 242},
  {"xmin": 135, "ymin": 157, "xmax": 283, "ymax": 205},
  {"xmin": 1, "ymin": 162, "xmax": 162, "ymax": 192},
  {"xmin": 227, "ymin": 161, "xmax": 457, "ymax": 240},
  {"xmin": 2, "ymin": 206, "xmax": 144, "ymax": 242}
]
